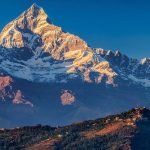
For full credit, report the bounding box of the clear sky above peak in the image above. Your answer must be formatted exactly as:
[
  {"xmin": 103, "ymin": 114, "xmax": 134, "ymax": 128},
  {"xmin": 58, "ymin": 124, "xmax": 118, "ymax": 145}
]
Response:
[{"xmin": 0, "ymin": 0, "xmax": 150, "ymax": 59}]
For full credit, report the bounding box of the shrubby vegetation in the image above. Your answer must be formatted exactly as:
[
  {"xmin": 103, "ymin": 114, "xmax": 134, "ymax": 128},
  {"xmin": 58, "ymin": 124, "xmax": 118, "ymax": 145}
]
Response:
[
  {"xmin": 0, "ymin": 125, "xmax": 55, "ymax": 149},
  {"xmin": 0, "ymin": 108, "xmax": 150, "ymax": 150}
]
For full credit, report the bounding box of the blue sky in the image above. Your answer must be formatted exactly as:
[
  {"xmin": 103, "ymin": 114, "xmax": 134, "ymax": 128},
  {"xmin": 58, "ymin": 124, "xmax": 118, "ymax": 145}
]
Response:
[{"xmin": 0, "ymin": 0, "xmax": 150, "ymax": 58}]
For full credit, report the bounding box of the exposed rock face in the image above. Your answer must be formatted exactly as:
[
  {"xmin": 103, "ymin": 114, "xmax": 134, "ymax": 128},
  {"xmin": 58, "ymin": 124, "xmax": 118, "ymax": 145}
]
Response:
[
  {"xmin": 0, "ymin": 4, "xmax": 116, "ymax": 85},
  {"xmin": 0, "ymin": 4, "xmax": 149, "ymax": 87},
  {"xmin": 0, "ymin": 4, "xmax": 149, "ymax": 128},
  {"xmin": 0, "ymin": 4, "xmax": 150, "ymax": 87},
  {"xmin": 0, "ymin": 76, "xmax": 13, "ymax": 100},
  {"xmin": 0, "ymin": 4, "xmax": 88, "ymax": 60},
  {"xmin": 60, "ymin": 90, "xmax": 75, "ymax": 105},
  {"xmin": 0, "ymin": 76, "xmax": 33, "ymax": 107},
  {"xmin": 0, "ymin": 76, "xmax": 13, "ymax": 90},
  {"xmin": 13, "ymin": 90, "xmax": 33, "ymax": 107},
  {"xmin": 95, "ymin": 48, "xmax": 150, "ymax": 87}
]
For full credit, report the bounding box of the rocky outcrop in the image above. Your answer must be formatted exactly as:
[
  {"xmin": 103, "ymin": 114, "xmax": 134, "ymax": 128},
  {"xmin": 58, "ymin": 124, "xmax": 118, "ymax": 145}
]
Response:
[
  {"xmin": 13, "ymin": 90, "xmax": 33, "ymax": 107},
  {"xmin": 0, "ymin": 4, "xmax": 117, "ymax": 85},
  {"xmin": 0, "ymin": 76, "xmax": 13, "ymax": 100},
  {"xmin": 60, "ymin": 90, "xmax": 75, "ymax": 105},
  {"xmin": 0, "ymin": 76, "xmax": 33, "ymax": 107}
]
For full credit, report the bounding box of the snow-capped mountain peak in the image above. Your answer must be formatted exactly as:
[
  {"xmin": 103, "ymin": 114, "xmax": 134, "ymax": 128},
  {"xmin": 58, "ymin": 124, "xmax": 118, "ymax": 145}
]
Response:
[
  {"xmin": 0, "ymin": 4, "xmax": 117, "ymax": 85},
  {"xmin": 140, "ymin": 58, "xmax": 150, "ymax": 65},
  {"xmin": 0, "ymin": 4, "xmax": 150, "ymax": 88},
  {"xmin": 0, "ymin": 3, "xmax": 49, "ymax": 49},
  {"xmin": 0, "ymin": 4, "xmax": 150, "ymax": 128}
]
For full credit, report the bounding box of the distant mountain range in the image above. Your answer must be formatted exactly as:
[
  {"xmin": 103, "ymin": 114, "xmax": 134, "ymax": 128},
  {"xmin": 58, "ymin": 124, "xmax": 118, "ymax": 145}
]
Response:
[
  {"xmin": 0, "ymin": 4, "xmax": 150, "ymax": 128},
  {"xmin": 1, "ymin": 107, "xmax": 150, "ymax": 150}
]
